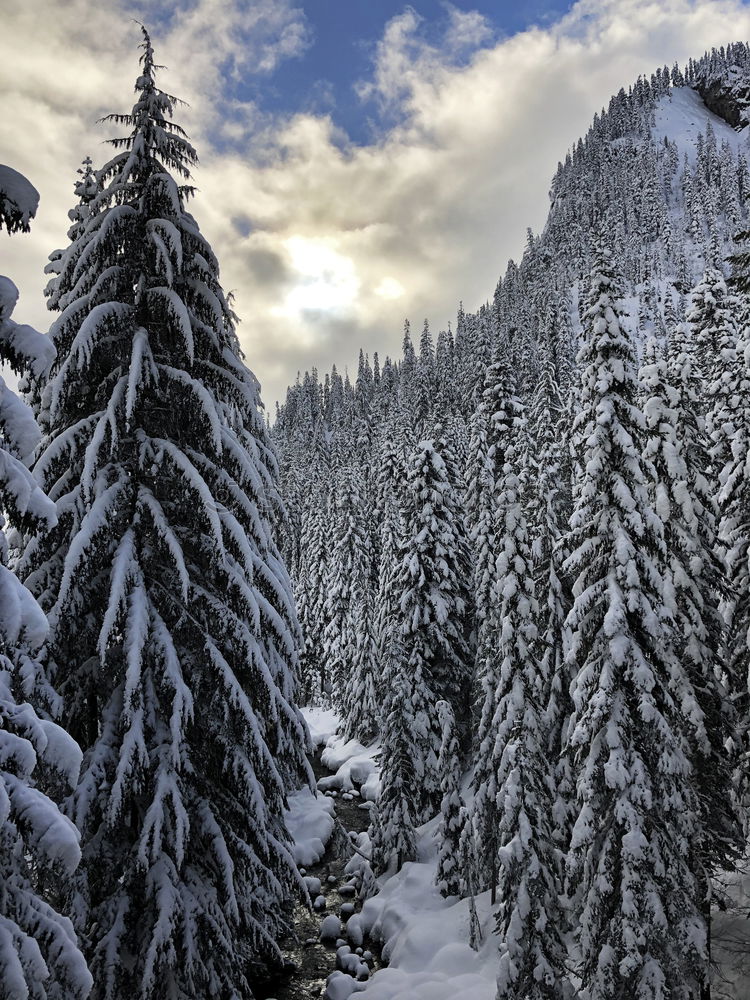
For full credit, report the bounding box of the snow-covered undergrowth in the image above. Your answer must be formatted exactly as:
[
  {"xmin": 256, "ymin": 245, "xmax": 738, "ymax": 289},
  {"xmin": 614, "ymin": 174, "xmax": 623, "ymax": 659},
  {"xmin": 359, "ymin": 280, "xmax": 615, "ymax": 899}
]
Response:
[
  {"xmin": 304, "ymin": 706, "xmax": 341, "ymax": 748},
  {"xmin": 319, "ymin": 735, "xmax": 381, "ymax": 802}
]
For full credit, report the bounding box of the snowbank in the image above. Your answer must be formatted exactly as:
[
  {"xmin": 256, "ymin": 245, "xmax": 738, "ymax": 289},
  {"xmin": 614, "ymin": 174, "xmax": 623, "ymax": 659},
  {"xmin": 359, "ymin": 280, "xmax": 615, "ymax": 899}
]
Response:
[
  {"xmin": 320, "ymin": 734, "xmax": 381, "ymax": 801},
  {"xmin": 350, "ymin": 817, "xmax": 497, "ymax": 1000},
  {"xmin": 302, "ymin": 705, "xmax": 341, "ymax": 748},
  {"xmin": 284, "ymin": 787, "xmax": 336, "ymax": 866},
  {"xmin": 311, "ymin": 711, "xmax": 499, "ymax": 1000}
]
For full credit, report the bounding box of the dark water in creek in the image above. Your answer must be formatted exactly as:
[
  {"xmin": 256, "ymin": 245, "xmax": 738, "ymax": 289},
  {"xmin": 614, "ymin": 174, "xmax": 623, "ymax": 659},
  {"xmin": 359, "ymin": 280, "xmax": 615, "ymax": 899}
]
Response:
[{"xmin": 253, "ymin": 753, "xmax": 385, "ymax": 1000}]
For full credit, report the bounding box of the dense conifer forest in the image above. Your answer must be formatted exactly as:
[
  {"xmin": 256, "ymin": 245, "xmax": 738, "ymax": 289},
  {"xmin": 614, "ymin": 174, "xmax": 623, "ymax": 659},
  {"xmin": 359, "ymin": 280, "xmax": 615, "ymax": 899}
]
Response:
[{"xmin": 3, "ymin": 23, "xmax": 750, "ymax": 1000}]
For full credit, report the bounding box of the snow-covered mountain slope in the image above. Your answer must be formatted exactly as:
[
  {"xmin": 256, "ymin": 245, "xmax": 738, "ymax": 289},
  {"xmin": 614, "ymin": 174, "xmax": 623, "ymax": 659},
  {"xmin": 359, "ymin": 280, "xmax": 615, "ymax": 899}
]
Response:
[
  {"xmin": 276, "ymin": 46, "xmax": 750, "ymax": 462},
  {"xmin": 652, "ymin": 84, "xmax": 750, "ymax": 163}
]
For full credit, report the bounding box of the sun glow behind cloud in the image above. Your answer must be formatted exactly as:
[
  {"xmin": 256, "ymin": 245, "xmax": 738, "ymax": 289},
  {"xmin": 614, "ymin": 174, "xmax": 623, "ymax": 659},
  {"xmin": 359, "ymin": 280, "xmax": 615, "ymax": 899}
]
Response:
[
  {"xmin": 4, "ymin": 0, "xmax": 750, "ymax": 406},
  {"xmin": 272, "ymin": 236, "xmax": 360, "ymax": 319},
  {"xmin": 375, "ymin": 276, "xmax": 405, "ymax": 301}
]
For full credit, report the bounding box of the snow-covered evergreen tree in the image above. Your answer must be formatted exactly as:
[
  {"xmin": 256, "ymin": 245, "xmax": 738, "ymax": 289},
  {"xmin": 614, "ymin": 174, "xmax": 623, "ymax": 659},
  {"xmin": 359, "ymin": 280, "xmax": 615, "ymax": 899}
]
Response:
[
  {"xmin": 0, "ymin": 163, "xmax": 92, "ymax": 1000},
  {"xmin": 0, "ymin": 165, "xmax": 40, "ymax": 236},
  {"xmin": 714, "ymin": 312, "xmax": 750, "ymax": 836},
  {"xmin": 686, "ymin": 269, "xmax": 741, "ymax": 485},
  {"xmin": 322, "ymin": 464, "xmax": 369, "ymax": 705},
  {"xmin": 295, "ymin": 477, "xmax": 331, "ymax": 704},
  {"xmin": 654, "ymin": 328, "xmax": 741, "ymax": 852},
  {"xmin": 372, "ymin": 430, "xmax": 405, "ymax": 678},
  {"xmin": 22, "ymin": 32, "xmax": 309, "ymax": 998},
  {"xmin": 467, "ymin": 380, "xmax": 569, "ymax": 998},
  {"xmin": 564, "ymin": 248, "xmax": 706, "ymax": 1000},
  {"xmin": 465, "ymin": 349, "xmax": 523, "ymax": 694},
  {"xmin": 341, "ymin": 597, "xmax": 379, "ymax": 745},
  {"xmin": 434, "ymin": 701, "xmax": 463, "ymax": 898},
  {"xmin": 398, "ymin": 432, "xmax": 471, "ymax": 816},
  {"xmin": 400, "ymin": 432, "xmax": 471, "ymax": 718},
  {"xmin": 469, "ymin": 358, "xmax": 526, "ymax": 898},
  {"xmin": 370, "ymin": 638, "xmax": 417, "ymax": 876},
  {"xmin": 526, "ymin": 338, "xmax": 574, "ymax": 854},
  {"xmin": 456, "ymin": 805, "xmax": 482, "ymax": 950}
]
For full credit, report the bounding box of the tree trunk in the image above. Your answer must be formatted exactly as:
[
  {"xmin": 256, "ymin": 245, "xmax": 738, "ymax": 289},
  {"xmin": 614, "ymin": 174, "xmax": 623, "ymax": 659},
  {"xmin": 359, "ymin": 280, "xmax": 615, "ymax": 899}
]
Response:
[{"xmin": 701, "ymin": 881, "xmax": 712, "ymax": 1000}]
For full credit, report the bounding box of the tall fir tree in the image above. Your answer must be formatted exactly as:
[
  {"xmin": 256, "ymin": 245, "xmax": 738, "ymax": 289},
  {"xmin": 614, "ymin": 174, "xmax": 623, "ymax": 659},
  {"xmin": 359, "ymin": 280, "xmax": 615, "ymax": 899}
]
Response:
[
  {"xmin": 341, "ymin": 597, "xmax": 379, "ymax": 745},
  {"xmin": 643, "ymin": 332, "xmax": 743, "ymax": 997},
  {"xmin": 295, "ymin": 476, "xmax": 331, "ymax": 704},
  {"xmin": 712, "ymin": 304, "xmax": 750, "ymax": 834},
  {"xmin": 434, "ymin": 701, "xmax": 463, "ymax": 898},
  {"xmin": 564, "ymin": 247, "xmax": 706, "ymax": 1000},
  {"xmin": 398, "ymin": 432, "xmax": 472, "ymax": 815},
  {"xmin": 322, "ymin": 464, "xmax": 369, "ymax": 706},
  {"xmin": 372, "ymin": 430, "xmax": 405, "ymax": 679},
  {"xmin": 686, "ymin": 269, "xmax": 740, "ymax": 486},
  {"xmin": 22, "ymin": 32, "xmax": 309, "ymax": 998},
  {"xmin": 465, "ymin": 348, "xmax": 523, "ymax": 693},
  {"xmin": 469, "ymin": 355, "xmax": 525, "ymax": 898},
  {"xmin": 370, "ymin": 637, "xmax": 417, "ymax": 875},
  {"xmin": 467, "ymin": 382, "xmax": 569, "ymax": 999},
  {"xmin": 526, "ymin": 337, "xmax": 575, "ymax": 855}
]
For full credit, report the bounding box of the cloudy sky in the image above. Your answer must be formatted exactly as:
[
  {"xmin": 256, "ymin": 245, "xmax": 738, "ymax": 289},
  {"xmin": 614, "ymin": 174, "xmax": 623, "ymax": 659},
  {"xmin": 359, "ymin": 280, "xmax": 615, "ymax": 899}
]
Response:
[{"xmin": 3, "ymin": 0, "xmax": 750, "ymax": 409}]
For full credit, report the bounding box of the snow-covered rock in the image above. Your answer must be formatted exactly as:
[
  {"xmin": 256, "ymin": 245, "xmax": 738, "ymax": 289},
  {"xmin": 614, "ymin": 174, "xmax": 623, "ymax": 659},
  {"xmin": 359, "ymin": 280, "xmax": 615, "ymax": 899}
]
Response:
[
  {"xmin": 324, "ymin": 970, "xmax": 365, "ymax": 1000},
  {"xmin": 319, "ymin": 734, "xmax": 381, "ymax": 800},
  {"xmin": 320, "ymin": 915, "xmax": 342, "ymax": 941},
  {"xmin": 284, "ymin": 787, "xmax": 335, "ymax": 866}
]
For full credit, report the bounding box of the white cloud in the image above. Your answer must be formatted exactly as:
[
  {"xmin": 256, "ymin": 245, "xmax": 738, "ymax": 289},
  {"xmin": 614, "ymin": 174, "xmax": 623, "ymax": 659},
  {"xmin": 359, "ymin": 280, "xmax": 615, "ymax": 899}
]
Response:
[
  {"xmin": 154, "ymin": 0, "xmax": 310, "ymax": 97},
  {"xmin": 2, "ymin": 0, "xmax": 750, "ymax": 409},
  {"xmin": 355, "ymin": 6, "xmax": 425, "ymax": 110},
  {"xmin": 443, "ymin": 4, "xmax": 494, "ymax": 52}
]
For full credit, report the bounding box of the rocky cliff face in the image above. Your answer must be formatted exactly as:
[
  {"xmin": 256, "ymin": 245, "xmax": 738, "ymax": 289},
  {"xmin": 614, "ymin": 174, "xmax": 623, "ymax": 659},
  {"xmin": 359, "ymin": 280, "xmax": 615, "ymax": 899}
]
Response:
[{"xmin": 695, "ymin": 58, "xmax": 750, "ymax": 129}]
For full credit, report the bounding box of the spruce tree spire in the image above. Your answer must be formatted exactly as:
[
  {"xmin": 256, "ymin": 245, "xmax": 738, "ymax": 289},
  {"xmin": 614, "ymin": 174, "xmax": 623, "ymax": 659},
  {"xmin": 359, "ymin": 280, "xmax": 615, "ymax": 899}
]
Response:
[
  {"xmin": 564, "ymin": 247, "xmax": 707, "ymax": 1000},
  {"xmin": 23, "ymin": 28, "xmax": 309, "ymax": 998}
]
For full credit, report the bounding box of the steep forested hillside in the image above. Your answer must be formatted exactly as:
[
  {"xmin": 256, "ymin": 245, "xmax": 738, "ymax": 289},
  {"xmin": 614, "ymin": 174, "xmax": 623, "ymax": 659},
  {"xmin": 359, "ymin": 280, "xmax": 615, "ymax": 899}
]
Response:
[{"xmin": 274, "ymin": 41, "xmax": 750, "ymax": 999}]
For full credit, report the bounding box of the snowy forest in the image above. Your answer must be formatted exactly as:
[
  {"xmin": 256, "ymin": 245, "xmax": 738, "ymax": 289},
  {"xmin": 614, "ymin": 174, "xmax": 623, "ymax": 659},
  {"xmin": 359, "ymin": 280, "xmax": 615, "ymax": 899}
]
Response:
[{"xmin": 3, "ymin": 21, "xmax": 750, "ymax": 1000}]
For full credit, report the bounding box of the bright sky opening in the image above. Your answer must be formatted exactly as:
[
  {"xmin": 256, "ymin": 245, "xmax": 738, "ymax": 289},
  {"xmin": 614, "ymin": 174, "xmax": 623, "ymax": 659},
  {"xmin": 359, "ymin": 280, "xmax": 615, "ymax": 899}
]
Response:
[{"xmin": 3, "ymin": 0, "xmax": 750, "ymax": 408}]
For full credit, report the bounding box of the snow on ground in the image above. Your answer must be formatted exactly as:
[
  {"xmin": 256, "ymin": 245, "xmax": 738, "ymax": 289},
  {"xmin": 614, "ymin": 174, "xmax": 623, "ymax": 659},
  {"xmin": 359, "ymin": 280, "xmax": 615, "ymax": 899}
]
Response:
[
  {"xmin": 304, "ymin": 705, "xmax": 341, "ymax": 748},
  {"xmin": 284, "ymin": 786, "xmax": 336, "ymax": 866},
  {"xmin": 299, "ymin": 706, "xmax": 750, "ymax": 1000},
  {"xmin": 299, "ymin": 709, "xmax": 500, "ymax": 1000},
  {"xmin": 319, "ymin": 734, "xmax": 381, "ymax": 802},
  {"xmin": 350, "ymin": 820, "xmax": 498, "ymax": 1000},
  {"xmin": 652, "ymin": 85, "xmax": 750, "ymax": 164}
]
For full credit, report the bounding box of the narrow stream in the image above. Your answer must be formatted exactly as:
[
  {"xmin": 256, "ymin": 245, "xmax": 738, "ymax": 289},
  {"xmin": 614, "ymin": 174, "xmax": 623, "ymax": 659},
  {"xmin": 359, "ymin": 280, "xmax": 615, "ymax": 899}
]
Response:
[{"xmin": 254, "ymin": 752, "xmax": 384, "ymax": 1000}]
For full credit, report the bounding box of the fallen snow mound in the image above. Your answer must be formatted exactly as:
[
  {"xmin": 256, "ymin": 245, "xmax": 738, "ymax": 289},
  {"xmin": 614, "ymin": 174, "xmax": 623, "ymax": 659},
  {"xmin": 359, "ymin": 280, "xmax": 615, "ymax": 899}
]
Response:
[
  {"xmin": 284, "ymin": 787, "xmax": 336, "ymax": 866},
  {"xmin": 320, "ymin": 734, "xmax": 380, "ymax": 801},
  {"xmin": 303, "ymin": 705, "xmax": 341, "ymax": 748}
]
